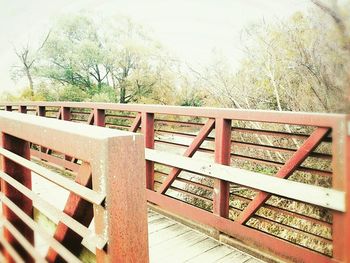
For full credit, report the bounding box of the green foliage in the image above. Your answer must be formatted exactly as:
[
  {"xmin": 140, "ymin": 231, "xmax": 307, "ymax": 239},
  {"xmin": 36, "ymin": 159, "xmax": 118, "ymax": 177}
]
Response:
[
  {"xmin": 31, "ymin": 14, "xmax": 178, "ymax": 104},
  {"xmin": 58, "ymin": 85, "xmax": 89, "ymax": 102},
  {"xmin": 90, "ymin": 85, "xmax": 117, "ymax": 102}
]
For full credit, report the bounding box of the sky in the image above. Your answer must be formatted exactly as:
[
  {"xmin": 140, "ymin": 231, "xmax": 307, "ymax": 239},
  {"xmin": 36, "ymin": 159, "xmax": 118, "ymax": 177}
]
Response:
[{"xmin": 0, "ymin": 0, "xmax": 310, "ymax": 93}]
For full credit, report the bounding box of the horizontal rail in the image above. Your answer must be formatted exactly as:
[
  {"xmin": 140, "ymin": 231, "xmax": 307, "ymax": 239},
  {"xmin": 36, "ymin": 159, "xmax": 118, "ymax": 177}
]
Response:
[
  {"xmin": 0, "ymin": 101, "xmax": 346, "ymax": 126},
  {"xmin": 0, "ymin": 235, "xmax": 25, "ymax": 263},
  {"xmin": 0, "ymin": 147, "xmax": 105, "ymax": 205},
  {"xmin": 0, "ymin": 194, "xmax": 81, "ymax": 263},
  {"xmin": 0, "ymin": 171, "xmax": 107, "ymax": 250},
  {"xmin": 0, "ymin": 218, "xmax": 47, "ymax": 263},
  {"xmin": 146, "ymin": 149, "xmax": 345, "ymax": 211}
]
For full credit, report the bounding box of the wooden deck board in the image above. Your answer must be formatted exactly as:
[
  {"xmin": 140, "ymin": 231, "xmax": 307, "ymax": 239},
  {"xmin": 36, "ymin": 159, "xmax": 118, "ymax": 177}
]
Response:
[
  {"xmin": 186, "ymin": 244, "xmax": 235, "ymax": 263},
  {"xmin": 148, "ymin": 210, "xmax": 264, "ymax": 263}
]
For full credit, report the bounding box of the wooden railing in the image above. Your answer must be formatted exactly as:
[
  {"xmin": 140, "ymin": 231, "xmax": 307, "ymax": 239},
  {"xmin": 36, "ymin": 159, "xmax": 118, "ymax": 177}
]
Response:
[
  {"xmin": 0, "ymin": 110, "xmax": 148, "ymax": 262},
  {"xmin": 1, "ymin": 102, "xmax": 349, "ymax": 263}
]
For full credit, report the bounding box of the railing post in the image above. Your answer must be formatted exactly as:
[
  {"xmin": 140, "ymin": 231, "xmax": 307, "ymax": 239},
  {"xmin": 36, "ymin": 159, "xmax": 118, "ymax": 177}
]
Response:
[
  {"xmin": 61, "ymin": 106, "xmax": 71, "ymax": 121},
  {"xmin": 93, "ymin": 108, "xmax": 105, "ymax": 127},
  {"xmin": 332, "ymin": 116, "xmax": 350, "ymax": 262},
  {"xmin": 141, "ymin": 112, "xmax": 154, "ymax": 190},
  {"xmin": 213, "ymin": 118, "xmax": 231, "ymax": 218},
  {"xmin": 61, "ymin": 107, "xmax": 72, "ymax": 161},
  {"xmin": 94, "ymin": 132, "xmax": 148, "ymax": 262},
  {"xmin": 0, "ymin": 133, "xmax": 34, "ymax": 263},
  {"xmin": 37, "ymin": 106, "xmax": 45, "ymax": 117},
  {"xmin": 19, "ymin": 106, "xmax": 27, "ymax": 114},
  {"xmin": 37, "ymin": 106, "xmax": 48, "ymax": 153}
]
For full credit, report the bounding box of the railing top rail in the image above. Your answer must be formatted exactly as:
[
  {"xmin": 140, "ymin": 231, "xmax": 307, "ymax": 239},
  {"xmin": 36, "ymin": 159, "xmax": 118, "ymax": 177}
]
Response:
[
  {"xmin": 0, "ymin": 101, "xmax": 347, "ymax": 126},
  {"xmin": 0, "ymin": 111, "xmax": 140, "ymax": 162}
]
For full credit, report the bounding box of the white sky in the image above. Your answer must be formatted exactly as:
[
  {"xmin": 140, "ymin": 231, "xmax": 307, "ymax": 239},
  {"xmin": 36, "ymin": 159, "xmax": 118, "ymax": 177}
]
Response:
[{"xmin": 0, "ymin": 0, "xmax": 310, "ymax": 93}]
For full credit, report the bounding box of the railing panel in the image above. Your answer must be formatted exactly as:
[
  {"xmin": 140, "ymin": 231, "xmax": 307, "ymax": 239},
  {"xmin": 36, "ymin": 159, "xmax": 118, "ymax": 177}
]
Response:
[
  {"xmin": 1, "ymin": 101, "xmax": 349, "ymax": 263},
  {"xmin": 0, "ymin": 111, "xmax": 148, "ymax": 263}
]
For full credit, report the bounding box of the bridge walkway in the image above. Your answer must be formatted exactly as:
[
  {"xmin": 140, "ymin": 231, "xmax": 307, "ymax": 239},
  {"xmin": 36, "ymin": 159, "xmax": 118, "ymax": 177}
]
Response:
[
  {"xmin": 32, "ymin": 172, "xmax": 264, "ymax": 263},
  {"xmin": 148, "ymin": 209, "xmax": 264, "ymax": 263}
]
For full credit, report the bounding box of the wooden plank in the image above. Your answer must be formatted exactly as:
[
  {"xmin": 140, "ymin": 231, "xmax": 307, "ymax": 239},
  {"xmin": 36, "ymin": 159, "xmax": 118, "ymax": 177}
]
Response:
[
  {"xmin": 186, "ymin": 244, "xmax": 234, "ymax": 263},
  {"xmin": 146, "ymin": 149, "xmax": 345, "ymax": 211},
  {"xmin": 244, "ymin": 258, "xmax": 264, "ymax": 263},
  {"xmin": 215, "ymin": 251, "xmax": 250, "ymax": 263},
  {"xmin": 148, "ymin": 224, "xmax": 191, "ymax": 248},
  {"xmin": 150, "ymin": 231, "xmax": 206, "ymax": 262},
  {"xmin": 148, "ymin": 218, "xmax": 176, "ymax": 234},
  {"xmin": 148, "ymin": 214, "xmax": 164, "ymax": 222},
  {"xmin": 147, "ymin": 190, "xmax": 336, "ymax": 263},
  {"xmin": 164, "ymin": 237, "xmax": 219, "ymax": 262}
]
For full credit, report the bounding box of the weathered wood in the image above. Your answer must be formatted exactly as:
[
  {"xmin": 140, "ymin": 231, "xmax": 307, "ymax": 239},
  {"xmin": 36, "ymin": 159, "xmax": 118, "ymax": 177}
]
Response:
[{"xmin": 147, "ymin": 211, "xmax": 262, "ymax": 263}]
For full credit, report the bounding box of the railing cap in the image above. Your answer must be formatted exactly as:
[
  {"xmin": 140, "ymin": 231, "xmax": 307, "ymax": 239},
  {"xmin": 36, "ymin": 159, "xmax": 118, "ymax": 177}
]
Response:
[{"xmin": 0, "ymin": 111, "xmax": 136, "ymax": 140}]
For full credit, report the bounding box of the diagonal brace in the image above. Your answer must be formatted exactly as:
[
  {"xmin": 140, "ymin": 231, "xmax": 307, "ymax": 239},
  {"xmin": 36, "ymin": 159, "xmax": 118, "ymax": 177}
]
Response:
[
  {"xmin": 129, "ymin": 113, "xmax": 142, "ymax": 132},
  {"xmin": 46, "ymin": 162, "xmax": 94, "ymax": 263},
  {"xmin": 236, "ymin": 127, "xmax": 330, "ymax": 224},
  {"xmin": 158, "ymin": 118, "xmax": 215, "ymax": 194}
]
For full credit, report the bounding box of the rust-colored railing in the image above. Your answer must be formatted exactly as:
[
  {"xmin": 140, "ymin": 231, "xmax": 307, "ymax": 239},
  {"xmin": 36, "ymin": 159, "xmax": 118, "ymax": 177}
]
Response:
[
  {"xmin": 1, "ymin": 102, "xmax": 349, "ymax": 263},
  {"xmin": 0, "ymin": 110, "xmax": 148, "ymax": 262}
]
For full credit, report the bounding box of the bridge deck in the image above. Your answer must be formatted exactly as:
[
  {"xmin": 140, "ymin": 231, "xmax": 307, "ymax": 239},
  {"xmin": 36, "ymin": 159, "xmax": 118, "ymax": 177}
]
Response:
[
  {"xmin": 148, "ymin": 210, "xmax": 263, "ymax": 263},
  {"xmin": 32, "ymin": 173, "xmax": 264, "ymax": 262}
]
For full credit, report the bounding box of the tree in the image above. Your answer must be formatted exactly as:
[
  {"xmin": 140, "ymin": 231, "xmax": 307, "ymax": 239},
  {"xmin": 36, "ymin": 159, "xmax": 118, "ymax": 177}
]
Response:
[
  {"xmin": 195, "ymin": 3, "xmax": 349, "ymax": 113},
  {"xmin": 11, "ymin": 31, "xmax": 50, "ymax": 96},
  {"xmin": 37, "ymin": 15, "xmax": 99, "ymax": 91},
  {"xmin": 36, "ymin": 14, "xmax": 177, "ymax": 104}
]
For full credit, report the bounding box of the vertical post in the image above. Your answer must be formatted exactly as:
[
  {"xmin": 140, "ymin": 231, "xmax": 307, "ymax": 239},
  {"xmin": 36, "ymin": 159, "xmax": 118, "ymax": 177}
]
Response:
[
  {"xmin": 141, "ymin": 112, "xmax": 154, "ymax": 190},
  {"xmin": 1, "ymin": 134, "xmax": 34, "ymax": 263},
  {"xmin": 104, "ymin": 135, "xmax": 149, "ymax": 262},
  {"xmin": 332, "ymin": 116, "xmax": 350, "ymax": 262},
  {"xmin": 5, "ymin": 106, "xmax": 12, "ymax": 112},
  {"xmin": 61, "ymin": 106, "xmax": 71, "ymax": 121},
  {"xmin": 61, "ymin": 107, "xmax": 72, "ymax": 161},
  {"xmin": 37, "ymin": 106, "xmax": 47, "ymax": 153},
  {"xmin": 93, "ymin": 108, "xmax": 105, "ymax": 127},
  {"xmin": 213, "ymin": 118, "xmax": 231, "ymax": 218},
  {"xmin": 19, "ymin": 106, "xmax": 27, "ymax": 114},
  {"xmin": 37, "ymin": 106, "xmax": 45, "ymax": 117}
]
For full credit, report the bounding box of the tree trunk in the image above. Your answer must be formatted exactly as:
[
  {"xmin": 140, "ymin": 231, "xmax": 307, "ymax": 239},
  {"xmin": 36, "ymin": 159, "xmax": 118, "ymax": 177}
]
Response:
[
  {"xmin": 120, "ymin": 85, "xmax": 126, "ymax": 104},
  {"xmin": 25, "ymin": 65, "xmax": 34, "ymax": 96}
]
